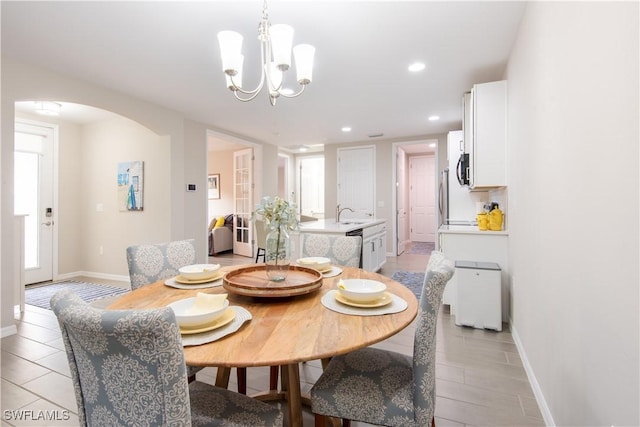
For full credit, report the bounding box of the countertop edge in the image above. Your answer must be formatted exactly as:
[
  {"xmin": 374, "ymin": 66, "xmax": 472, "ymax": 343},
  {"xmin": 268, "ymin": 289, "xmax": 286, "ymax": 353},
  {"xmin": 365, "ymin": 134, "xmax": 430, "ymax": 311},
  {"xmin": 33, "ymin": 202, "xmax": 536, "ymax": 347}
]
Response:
[
  {"xmin": 438, "ymin": 225, "xmax": 508, "ymax": 236},
  {"xmin": 298, "ymin": 218, "xmax": 386, "ymax": 233}
]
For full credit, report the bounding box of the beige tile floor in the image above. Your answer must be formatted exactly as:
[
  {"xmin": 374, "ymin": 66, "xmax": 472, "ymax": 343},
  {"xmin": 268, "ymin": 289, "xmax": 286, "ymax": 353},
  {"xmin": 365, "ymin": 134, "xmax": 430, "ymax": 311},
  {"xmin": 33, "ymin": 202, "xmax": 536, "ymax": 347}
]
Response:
[{"xmin": 1, "ymin": 247, "xmax": 544, "ymax": 426}]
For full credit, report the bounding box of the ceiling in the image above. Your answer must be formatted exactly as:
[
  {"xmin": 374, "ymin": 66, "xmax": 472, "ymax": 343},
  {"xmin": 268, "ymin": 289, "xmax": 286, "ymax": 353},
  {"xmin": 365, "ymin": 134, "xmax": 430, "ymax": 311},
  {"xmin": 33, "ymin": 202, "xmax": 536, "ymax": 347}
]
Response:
[{"xmin": 3, "ymin": 1, "xmax": 526, "ymax": 152}]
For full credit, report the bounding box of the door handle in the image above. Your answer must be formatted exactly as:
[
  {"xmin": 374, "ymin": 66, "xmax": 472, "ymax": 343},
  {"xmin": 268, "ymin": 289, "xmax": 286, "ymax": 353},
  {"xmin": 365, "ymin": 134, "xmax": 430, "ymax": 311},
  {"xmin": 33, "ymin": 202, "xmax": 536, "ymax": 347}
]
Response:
[{"xmin": 42, "ymin": 221, "xmax": 53, "ymax": 226}]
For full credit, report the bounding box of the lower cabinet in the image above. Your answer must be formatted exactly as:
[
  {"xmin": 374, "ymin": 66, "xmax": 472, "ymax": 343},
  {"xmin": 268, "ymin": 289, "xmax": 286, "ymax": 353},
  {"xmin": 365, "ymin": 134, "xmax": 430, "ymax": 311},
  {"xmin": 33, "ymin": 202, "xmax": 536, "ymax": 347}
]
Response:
[{"xmin": 363, "ymin": 223, "xmax": 386, "ymax": 272}]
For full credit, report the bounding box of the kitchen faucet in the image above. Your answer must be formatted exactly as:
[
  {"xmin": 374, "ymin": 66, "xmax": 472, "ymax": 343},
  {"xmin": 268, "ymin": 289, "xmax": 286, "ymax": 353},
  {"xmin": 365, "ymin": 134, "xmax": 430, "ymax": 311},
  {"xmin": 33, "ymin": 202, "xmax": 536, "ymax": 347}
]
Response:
[{"xmin": 336, "ymin": 204, "xmax": 355, "ymax": 223}]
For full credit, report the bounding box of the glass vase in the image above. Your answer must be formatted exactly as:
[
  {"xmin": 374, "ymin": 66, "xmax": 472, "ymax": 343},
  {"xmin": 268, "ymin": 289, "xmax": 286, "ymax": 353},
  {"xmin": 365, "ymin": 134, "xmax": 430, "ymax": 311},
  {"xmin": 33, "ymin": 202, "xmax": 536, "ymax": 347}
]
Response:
[{"xmin": 265, "ymin": 225, "xmax": 290, "ymax": 282}]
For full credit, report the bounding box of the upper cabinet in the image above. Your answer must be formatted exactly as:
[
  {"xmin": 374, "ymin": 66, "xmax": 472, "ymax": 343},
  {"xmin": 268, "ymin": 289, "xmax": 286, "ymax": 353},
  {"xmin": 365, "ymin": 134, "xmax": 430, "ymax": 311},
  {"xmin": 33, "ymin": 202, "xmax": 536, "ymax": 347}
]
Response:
[{"xmin": 465, "ymin": 80, "xmax": 507, "ymax": 189}]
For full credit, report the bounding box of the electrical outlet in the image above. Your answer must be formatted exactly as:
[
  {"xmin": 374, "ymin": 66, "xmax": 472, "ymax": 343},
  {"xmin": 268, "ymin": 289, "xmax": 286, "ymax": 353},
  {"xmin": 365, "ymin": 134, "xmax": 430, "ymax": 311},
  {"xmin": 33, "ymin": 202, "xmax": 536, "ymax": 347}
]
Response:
[{"xmin": 99, "ymin": 245, "xmax": 104, "ymax": 256}]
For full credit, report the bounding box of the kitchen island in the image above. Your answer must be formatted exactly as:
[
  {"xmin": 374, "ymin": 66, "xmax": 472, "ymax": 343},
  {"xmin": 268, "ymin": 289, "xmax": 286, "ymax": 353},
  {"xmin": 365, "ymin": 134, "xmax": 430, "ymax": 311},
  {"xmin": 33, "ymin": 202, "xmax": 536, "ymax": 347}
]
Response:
[
  {"xmin": 295, "ymin": 218, "xmax": 387, "ymax": 272},
  {"xmin": 438, "ymin": 224, "xmax": 510, "ymax": 323}
]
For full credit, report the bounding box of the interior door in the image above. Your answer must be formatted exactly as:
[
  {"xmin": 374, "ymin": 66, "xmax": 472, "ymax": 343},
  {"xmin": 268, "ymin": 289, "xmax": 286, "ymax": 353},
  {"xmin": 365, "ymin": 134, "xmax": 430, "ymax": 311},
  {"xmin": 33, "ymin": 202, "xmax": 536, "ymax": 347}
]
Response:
[
  {"xmin": 337, "ymin": 146, "xmax": 375, "ymax": 220},
  {"xmin": 233, "ymin": 148, "xmax": 253, "ymax": 257},
  {"xmin": 396, "ymin": 147, "xmax": 408, "ymax": 255},
  {"xmin": 410, "ymin": 155, "xmax": 435, "ymax": 242},
  {"xmin": 14, "ymin": 121, "xmax": 56, "ymax": 284}
]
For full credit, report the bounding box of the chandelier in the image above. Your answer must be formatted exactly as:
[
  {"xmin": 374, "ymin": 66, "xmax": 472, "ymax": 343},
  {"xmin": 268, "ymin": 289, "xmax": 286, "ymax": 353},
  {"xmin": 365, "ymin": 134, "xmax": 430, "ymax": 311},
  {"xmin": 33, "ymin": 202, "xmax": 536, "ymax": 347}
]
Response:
[{"xmin": 217, "ymin": 1, "xmax": 315, "ymax": 106}]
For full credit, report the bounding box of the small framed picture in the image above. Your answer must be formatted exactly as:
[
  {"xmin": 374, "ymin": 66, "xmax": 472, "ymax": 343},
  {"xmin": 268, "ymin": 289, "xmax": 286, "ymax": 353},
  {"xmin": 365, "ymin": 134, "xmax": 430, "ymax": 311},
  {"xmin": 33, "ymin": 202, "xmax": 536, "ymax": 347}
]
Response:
[{"xmin": 208, "ymin": 174, "xmax": 220, "ymax": 199}]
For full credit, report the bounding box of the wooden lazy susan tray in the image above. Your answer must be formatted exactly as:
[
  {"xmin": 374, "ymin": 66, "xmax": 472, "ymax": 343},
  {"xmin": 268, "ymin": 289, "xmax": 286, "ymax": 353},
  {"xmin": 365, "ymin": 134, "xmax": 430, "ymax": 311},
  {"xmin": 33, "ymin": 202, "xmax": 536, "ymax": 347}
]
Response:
[{"xmin": 223, "ymin": 264, "xmax": 323, "ymax": 297}]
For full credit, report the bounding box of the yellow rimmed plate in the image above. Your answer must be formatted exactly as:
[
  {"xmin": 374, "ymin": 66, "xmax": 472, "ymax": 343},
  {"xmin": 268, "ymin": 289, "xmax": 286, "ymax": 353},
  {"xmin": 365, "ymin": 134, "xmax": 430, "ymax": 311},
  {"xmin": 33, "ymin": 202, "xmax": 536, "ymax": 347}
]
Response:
[
  {"xmin": 317, "ymin": 264, "xmax": 334, "ymax": 273},
  {"xmin": 334, "ymin": 291, "xmax": 393, "ymax": 308},
  {"xmin": 175, "ymin": 271, "xmax": 223, "ymax": 284},
  {"xmin": 179, "ymin": 308, "xmax": 235, "ymax": 335}
]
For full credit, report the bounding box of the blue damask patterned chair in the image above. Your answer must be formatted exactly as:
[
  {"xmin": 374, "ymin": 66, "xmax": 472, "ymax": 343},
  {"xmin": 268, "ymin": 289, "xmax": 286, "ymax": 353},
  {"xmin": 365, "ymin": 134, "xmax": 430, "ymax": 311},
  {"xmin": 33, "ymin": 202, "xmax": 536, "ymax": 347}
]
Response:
[
  {"xmin": 51, "ymin": 289, "xmax": 284, "ymax": 427},
  {"xmin": 125, "ymin": 239, "xmax": 208, "ymax": 383},
  {"xmin": 126, "ymin": 239, "xmax": 197, "ymax": 291},
  {"xmin": 310, "ymin": 251, "xmax": 455, "ymax": 427},
  {"xmin": 301, "ymin": 234, "xmax": 362, "ymax": 267}
]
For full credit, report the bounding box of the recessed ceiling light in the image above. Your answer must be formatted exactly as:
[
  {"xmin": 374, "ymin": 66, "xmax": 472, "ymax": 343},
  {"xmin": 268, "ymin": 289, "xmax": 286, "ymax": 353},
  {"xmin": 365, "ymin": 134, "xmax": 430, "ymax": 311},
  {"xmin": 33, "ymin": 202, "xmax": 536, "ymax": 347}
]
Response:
[
  {"xmin": 408, "ymin": 62, "xmax": 426, "ymax": 72},
  {"xmin": 34, "ymin": 101, "xmax": 61, "ymax": 116},
  {"xmin": 299, "ymin": 146, "xmax": 308, "ymax": 152},
  {"xmin": 341, "ymin": 126, "xmax": 352, "ymax": 132},
  {"xmin": 428, "ymin": 115, "xmax": 440, "ymax": 121},
  {"xmin": 429, "ymin": 143, "xmax": 436, "ymax": 148}
]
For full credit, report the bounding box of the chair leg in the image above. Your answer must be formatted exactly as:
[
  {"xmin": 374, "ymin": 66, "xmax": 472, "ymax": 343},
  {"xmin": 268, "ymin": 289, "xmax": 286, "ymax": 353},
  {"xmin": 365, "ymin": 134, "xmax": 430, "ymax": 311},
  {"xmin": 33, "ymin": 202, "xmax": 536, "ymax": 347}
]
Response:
[
  {"xmin": 343, "ymin": 420, "xmax": 351, "ymax": 427},
  {"xmin": 314, "ymin": 414, "xmax": 326, "ymax": 427},
  {"xmin": 187, "ymin": 374, "xmax": 196, "ymax": 383},
  {"xmin": 269, "ymin": 365, "xmax": 279, "ymax": 390},
  {"xmin": 236, "ymin": 367, "xmax": 247, "ymax": 394},
  {"xmin": 432, "ymin": 415, "xmax": 436, "ymax": 427}
]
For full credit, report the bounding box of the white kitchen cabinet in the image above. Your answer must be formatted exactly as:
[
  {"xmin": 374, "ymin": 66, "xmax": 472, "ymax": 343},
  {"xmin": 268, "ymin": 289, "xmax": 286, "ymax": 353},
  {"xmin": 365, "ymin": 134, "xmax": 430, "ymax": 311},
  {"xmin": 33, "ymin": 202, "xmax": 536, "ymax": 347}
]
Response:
[
  {"xmin": 438, "ymin": 226, "xmax": 509, "ymax": 322},
  {"xmin": 362, "ymin": 222, "xmax": 386, "ymax": 272},
  {"xmin": 468, "ymin": 80, "xmax": 507, "ymax": 188}
]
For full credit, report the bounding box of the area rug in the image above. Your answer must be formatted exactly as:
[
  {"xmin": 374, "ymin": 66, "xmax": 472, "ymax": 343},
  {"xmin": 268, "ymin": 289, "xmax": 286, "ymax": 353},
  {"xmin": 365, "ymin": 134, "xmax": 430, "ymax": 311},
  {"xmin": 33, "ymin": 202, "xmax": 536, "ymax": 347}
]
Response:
[
  {"xmin": 406, "ymin": 241, "xmax": 435, "ymax": 255},
  {"xmin": 391, "ymin": 271, "xmax": 425, "ymax": 299},
  {"xmin": 25, "ymin": 281, "xmax": 128, "ymax": 310}
]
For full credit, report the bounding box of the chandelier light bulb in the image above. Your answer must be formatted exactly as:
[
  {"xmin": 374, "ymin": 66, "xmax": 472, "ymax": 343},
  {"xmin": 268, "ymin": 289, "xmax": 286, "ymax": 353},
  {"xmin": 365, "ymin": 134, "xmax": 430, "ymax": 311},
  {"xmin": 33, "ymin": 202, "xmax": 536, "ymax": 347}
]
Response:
[
  {"xmin": 269, "ymin": 24, "xmax": 294, "ymax": 70},
  {"xmin": 217, "ymin": 31, "xmax": 243, "ymax": 75}
]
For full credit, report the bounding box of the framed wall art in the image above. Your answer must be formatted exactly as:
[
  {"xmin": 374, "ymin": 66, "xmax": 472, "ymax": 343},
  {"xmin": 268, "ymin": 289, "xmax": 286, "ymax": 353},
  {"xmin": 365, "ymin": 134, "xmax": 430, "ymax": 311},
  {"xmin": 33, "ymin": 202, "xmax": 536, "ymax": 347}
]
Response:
[
  {"xmin": 117, "ymin": 160, "xmax": 144, "ymax": 211},
  {"xmin": 208, "ymin": 174, "xmax": 220, "ymax": 199}
]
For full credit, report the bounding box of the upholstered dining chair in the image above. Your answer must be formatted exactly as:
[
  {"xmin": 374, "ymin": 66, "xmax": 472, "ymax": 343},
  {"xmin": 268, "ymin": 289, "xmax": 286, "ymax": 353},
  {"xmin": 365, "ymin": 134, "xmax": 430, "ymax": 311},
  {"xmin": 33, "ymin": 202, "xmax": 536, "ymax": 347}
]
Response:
[
  {"xmin": 125, "ymin": 238, "xmax": 212, "ymax": 384},
  {"xmin": 301, "ymin": 234, "xmax": 363, "ymax": 267},
  {"xmin": 126, "ymin": 238, "xmax": 197, "ymax": 291},
  {"xmin": 310, "ymin": 251, "xmax": 455, "ymax": 427},
  {"xmin": 51, "ymin": 289, "xmax": 283, "ymax": 427}
]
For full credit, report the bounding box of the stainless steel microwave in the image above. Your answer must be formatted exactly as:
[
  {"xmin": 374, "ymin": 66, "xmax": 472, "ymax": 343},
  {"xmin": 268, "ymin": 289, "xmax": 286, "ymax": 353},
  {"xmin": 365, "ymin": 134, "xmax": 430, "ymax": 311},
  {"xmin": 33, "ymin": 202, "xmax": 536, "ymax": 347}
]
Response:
[{"xmin": 456, "ymin": 153, "xmax": 470, "ymax": 186}]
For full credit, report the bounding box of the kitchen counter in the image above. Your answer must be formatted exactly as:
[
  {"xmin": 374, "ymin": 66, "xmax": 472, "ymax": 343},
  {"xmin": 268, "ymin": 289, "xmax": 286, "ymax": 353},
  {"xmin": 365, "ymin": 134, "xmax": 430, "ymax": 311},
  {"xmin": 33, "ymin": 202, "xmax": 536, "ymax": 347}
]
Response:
[
  {"xmin": 439, "ymin": 224, "xmax": 508, "ymax": 236},
  {"xmin": 298, "ymin": 218, "xmax": 386, "ymax": 234}
]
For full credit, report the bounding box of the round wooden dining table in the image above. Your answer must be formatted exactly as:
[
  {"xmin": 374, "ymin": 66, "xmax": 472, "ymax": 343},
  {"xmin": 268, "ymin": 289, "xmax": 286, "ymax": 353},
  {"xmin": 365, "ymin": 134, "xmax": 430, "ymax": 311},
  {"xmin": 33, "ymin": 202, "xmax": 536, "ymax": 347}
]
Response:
[{"xmin": 109, "ymin": 265, "xmax": 418, "ymax": 427}]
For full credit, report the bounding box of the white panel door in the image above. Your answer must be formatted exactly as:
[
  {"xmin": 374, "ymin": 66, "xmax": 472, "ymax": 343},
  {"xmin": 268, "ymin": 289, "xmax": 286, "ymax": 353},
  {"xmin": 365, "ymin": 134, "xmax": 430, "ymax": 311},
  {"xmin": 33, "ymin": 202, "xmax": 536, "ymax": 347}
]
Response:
[
  {"xmin": 396, "ymin": 147, "xmax": 408, "ymax": 255},
  {"xmin": 15, "ymin": 121, "xmax": 56, "ymax": 285},
  {"xmin": 337, "ymin": 146, "xmax": 375, "ymax": 219},
  {"xmin": 233, "ymin": 148, "xmax": 253, "ymax": 257},
  {"xmin": 410, "ymin": 155, "xmax": 435, "ymax": 242}
]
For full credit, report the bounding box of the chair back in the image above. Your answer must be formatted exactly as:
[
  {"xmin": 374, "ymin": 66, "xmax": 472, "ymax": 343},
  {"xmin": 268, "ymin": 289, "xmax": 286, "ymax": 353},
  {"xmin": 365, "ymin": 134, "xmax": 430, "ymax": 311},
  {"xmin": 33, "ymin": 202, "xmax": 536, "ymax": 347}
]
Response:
[
  {"xmin": 126, "ymin": 239, "xmax": 196, "ymax": 290},
  {"xmin": 255, "ymin": 219, "xmax": 267, "ymax": 249},
  {"xmin": 50, "ymin": 289, "xmax": 191, "ymax": 426},
  {"xmin": 412, "ymin": 251, "xmax": 455, "ymax": 425},
  {"xmin": 301, "ymin": 234, "xmax": 362, "ymax": 267}
]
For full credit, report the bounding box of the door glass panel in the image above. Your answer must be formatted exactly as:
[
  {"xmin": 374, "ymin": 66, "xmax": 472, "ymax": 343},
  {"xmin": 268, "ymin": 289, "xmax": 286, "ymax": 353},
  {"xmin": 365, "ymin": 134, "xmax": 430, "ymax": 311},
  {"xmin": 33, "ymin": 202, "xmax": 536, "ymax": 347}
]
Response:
[
  {"xmin": 233, "ymin": 148, "xmax": 253, "ymax": 256},
  {"xmin": 14, "ymin": 132, "xmax": 44, "ymax": 269}
]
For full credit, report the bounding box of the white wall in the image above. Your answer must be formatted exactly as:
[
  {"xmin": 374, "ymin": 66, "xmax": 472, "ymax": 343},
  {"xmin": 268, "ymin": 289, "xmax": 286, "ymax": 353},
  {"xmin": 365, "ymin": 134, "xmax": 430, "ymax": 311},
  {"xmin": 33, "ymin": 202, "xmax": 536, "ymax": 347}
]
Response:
[
  {"xmin": 506, "ymin": 2, "xmax": 639, "ymax": 425},
  {"xmin": 79, "ymin": 117, "xmax": 172, "ymax": 277},
  {"xmin": 208, "ymin": 149, "xmax": 236, "ymax": 220}
]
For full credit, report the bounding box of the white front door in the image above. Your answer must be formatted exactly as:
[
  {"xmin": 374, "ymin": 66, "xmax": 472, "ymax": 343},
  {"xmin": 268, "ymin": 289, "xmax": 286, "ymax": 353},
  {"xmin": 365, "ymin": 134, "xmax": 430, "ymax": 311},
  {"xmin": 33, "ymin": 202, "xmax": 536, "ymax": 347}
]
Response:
[
  {"xmin": 233, "ymin": 148, "xmax": 253, "ymax": 257},
  {"xmin": 14, "ymin": 120, "xmax": 57, "ymax": 284},
  {"xmin": 410, "ymin": 155, "xmax": 435, "ymax": 242},
  {"xmin": 337, "ymin": 146, "xmax": 375, "ymax": 219}
]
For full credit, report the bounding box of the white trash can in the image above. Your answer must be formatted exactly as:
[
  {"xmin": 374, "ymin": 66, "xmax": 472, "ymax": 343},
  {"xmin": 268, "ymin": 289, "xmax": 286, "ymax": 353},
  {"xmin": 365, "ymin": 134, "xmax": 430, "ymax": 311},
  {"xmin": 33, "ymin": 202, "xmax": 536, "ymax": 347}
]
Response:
[{"xmin": 454, "ymin": 260, "xmax": 502, "ymax": 331}]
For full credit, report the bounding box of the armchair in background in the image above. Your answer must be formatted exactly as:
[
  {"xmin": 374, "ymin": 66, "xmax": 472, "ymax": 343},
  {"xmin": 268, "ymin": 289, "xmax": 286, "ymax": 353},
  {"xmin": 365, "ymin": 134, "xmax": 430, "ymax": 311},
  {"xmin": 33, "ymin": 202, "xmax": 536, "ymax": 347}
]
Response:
[{"xmin": 208, "ymin": 214, "xmax": 234, "ymax": 256}]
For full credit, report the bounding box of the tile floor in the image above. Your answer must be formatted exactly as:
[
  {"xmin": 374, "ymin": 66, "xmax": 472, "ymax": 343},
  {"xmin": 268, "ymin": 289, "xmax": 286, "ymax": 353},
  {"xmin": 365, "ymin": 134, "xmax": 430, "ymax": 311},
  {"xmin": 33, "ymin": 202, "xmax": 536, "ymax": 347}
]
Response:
[{"xmin": 1, "ymin": 247, "xmax": 544, "ymax": 426}]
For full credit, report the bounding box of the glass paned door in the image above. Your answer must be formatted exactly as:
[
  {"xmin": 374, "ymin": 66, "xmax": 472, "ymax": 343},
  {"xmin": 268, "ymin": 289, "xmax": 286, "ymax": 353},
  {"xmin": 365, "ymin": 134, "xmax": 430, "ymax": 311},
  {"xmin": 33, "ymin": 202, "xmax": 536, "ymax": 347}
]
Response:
[
  {"xmin": 14, "ymin": 121, "xmax": 55, "ymax": 284},
  {"xmin": 233, "ymin": 148, "xmax": 253, "ymax": 257}
]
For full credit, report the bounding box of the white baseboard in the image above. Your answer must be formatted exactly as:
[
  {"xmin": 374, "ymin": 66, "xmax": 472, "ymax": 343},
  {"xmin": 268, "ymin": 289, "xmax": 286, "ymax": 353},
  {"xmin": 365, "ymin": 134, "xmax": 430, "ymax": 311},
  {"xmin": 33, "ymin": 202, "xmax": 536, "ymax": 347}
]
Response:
[
  {"xmin": 510, "ymin": 318, "xmax": 555, "ymax": 427},
  {"xmin": 1, "ymin": 324, "xmax": 17, "ymax": 338},
  {"xmin": 57, "ymin": 271, "xmax": 130, "ymax": 284}
]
